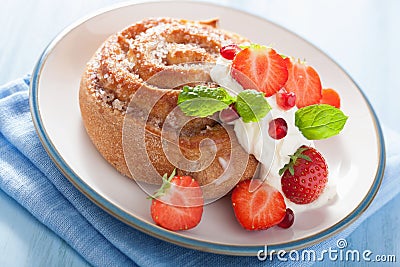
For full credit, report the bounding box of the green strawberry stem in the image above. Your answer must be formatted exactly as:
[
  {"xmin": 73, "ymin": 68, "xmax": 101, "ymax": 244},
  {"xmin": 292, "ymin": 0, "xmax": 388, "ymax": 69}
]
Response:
[
  {"xmin": 278, "ymin": 147, "xmax": 311, "ymax": 176},
  {"xmin": 147, "ymin": 169, "xmax": 176, "ymax": 199}
]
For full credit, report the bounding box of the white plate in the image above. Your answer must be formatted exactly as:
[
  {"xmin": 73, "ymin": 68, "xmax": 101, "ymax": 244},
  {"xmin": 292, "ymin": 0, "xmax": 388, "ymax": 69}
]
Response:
[{"xmin": 30, "ymin": 1, "xmax": 385, "ymax": 255}]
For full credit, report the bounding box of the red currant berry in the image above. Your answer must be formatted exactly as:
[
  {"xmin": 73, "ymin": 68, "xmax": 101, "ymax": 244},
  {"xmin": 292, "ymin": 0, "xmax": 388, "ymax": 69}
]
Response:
[
  {"xmin": 268, "ymin": 118, "xmax": 288, "ymax": 140},
  {"xmin": 276, "ymin": 89, "xmax": 296, "ymax": 110},
  {"xmin": 219, "ymin": 106, "xmax": 239, "ymax": 123},
  {"xmin": 220, "ymin": 44, "xmax": 242, "ymax": 60},
  {"xmin": 278, "ymin": 208, "xmax": 294, "ymax": 229}
]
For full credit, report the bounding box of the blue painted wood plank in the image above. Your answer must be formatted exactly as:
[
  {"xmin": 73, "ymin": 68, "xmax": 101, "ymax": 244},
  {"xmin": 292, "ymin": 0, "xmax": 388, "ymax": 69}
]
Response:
[{"xmin": 0, "ymin": 190, "xmax": 90, "ymax": 266}]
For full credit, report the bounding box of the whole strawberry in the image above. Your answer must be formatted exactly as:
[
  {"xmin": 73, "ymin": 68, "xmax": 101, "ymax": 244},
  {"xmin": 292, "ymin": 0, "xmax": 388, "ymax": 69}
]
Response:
[
  {"xmin": 280, "ymin": 146, "xmax": 328, "ymax": 204},
  {"xmin": 231, "ymin": 180, "xmax": 286, "ymax": 230},
  {"xmin": 150, "ymin": 170, "xmax": 204, "ymax": 231}
]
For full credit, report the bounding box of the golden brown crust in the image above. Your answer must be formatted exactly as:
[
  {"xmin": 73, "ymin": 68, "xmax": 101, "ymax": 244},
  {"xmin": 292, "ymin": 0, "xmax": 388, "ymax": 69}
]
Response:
[
  {"xmin": 79, "ymin": 76, "xmax": 130, "ymax": 176},
  {"xmin": 79, "ymin": 17, "xmax": 259, "ymax": 198}
]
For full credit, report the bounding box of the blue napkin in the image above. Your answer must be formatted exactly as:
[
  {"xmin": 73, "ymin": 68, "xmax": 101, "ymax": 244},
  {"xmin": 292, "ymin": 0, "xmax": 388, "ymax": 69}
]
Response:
[{"xmin": 0, "ymin": 75, "xmax": 399, "ymax": 267}]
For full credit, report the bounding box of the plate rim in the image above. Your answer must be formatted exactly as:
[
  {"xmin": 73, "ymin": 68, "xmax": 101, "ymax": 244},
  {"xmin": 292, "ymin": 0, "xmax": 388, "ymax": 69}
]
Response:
[{"xmin": 29, "ymin": 0, "xmax": 386, "ymax": 256}]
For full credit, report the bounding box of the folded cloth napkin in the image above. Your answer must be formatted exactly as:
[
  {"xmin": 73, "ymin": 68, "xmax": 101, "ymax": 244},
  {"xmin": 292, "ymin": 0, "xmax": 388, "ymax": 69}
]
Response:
[{"xmin": 0, "ymin": 75, "xmax": 399, "ymax": 267}]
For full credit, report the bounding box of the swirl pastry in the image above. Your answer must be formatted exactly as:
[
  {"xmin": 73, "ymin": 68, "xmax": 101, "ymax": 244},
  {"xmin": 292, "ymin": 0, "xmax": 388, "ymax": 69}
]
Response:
[{"xmin": 79, "ymin": 18, "xmax": 259, "ymax": 198}]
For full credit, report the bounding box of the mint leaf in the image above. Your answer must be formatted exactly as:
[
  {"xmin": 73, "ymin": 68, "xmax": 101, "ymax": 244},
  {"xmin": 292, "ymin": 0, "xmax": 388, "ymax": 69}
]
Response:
[
  {"xmin": 235, "ymin": 90, "xmax": 271, "ymax": 123},
  {"xmin": 177, "ymin": 85, "xmax": 236, "ymax": 118},
  {"xmin": 177, "ymin": 85, "xmax": 235, "ymax": 105},
  {"xmin": 178, "ymin": 98, "xmax": 230, "ymax": 117},
  {"xmin": 295, "ymin": 104, "xmax": 348, "ymax": 140}
]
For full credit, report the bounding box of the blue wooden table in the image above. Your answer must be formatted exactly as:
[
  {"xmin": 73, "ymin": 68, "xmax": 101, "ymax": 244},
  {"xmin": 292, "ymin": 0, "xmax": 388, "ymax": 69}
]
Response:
[{"xmin": 1, "ymin": 0, "xmax": 399, "ymax": 266}]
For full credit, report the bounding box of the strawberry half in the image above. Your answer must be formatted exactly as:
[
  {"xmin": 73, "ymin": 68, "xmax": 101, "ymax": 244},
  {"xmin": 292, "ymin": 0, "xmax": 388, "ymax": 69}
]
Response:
[
  {"xmin": 280, "ymin": 146, "xmax": 328, "ymax": 204},
  {"xmin": 231, "ymin": 45, "xmax": 288, "ymax": 96},
  {"xmin": 284, "ymin": 58, "xmax": 322, "ymax": 108},
  {"xmin": 231, "ymin": 180, "xmax": 286, "ymax": 230},
  {"xmin": 150, "ymin": 170, "xmax": 204, "ymax": 231}
]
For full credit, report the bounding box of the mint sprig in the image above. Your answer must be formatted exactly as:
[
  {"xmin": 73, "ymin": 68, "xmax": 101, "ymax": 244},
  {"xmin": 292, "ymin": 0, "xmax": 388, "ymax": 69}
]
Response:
[
  {"xmin": 177, "ymin": 85, "xmax": 270, "ymax": 122},
  {"xmin": 295, "ymin": 104, "xmax": 348, "ymax": 140}
]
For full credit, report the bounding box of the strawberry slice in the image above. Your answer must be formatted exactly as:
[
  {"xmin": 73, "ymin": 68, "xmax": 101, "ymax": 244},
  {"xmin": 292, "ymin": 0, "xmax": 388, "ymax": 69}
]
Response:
[
  {"xmin": 284, "ymin": 58, "xmax": 322, "ymax": 108},
  {"xmin": 231, "ymin": 45, "xmax": 288, "ymax": 96},
  {"xmin": 231, "ymin": 180, "xmax": 286, "ymax": 230},
  {"xmin": 280, "ymin": 146, "xmax": 328, "ymax": 204},
  {"xmin": 320, "ymin": 88, "xmax": 341, "ymax": 108},
  {"xmin": 150, "ymin": 170, "xmax": 203, "ymax": 231}
]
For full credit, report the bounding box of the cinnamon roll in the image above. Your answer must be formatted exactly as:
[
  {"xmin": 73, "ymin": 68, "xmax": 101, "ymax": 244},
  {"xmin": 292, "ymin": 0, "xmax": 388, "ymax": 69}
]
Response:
[{"xmin": 79, "ymin": 18, "xmax": 259, "ymax": 198}]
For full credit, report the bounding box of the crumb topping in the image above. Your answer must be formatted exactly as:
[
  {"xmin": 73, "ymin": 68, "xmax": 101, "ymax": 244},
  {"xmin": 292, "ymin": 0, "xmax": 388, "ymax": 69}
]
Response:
[{"xmin": 84, "ymin": 17, "xmax": 248, "ymax": 114}]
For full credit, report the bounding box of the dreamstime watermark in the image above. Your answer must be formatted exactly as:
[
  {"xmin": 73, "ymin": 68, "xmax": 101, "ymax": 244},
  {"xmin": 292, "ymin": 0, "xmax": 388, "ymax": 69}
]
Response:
[{"xmin": 257, "ymin": 239, "xmax": 397, "ymax": 263}]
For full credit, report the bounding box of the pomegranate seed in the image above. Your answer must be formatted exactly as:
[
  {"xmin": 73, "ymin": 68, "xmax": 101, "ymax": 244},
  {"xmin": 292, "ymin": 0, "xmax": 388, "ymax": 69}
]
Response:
[
  {"xmin": 276, "ymin": 89, "xmax": 296, "ymax": 110},
  {"xmin": 268, "ymin": 118, "xmax": 288, "ymax": 140},
  {"xmin": 219, "ymin": 106, "xmax": 240, "ymax": 123},
  {"xmin": 220, "ymin": 44, "xmax": 242, "ymax": 60},
  {"xmin": 278, "ymin": 208, "xmax": 294, "ymax": 229}
]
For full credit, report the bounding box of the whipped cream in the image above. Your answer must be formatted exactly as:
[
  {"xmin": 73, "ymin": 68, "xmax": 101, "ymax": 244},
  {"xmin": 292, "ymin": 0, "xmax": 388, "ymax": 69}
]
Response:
[
  {"xmin": 233, "ymin": 95, "xmax": 312, "ymax": 179},
  {"xmin": 210, "ymin": 57, "xmax": 243, "ymax": 95},
  {"xmin": 210, "ymin": 56, "xmax": 337, "ymax": 211}
]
